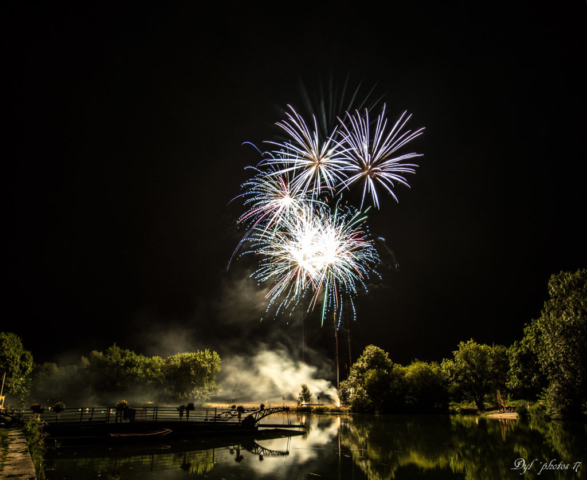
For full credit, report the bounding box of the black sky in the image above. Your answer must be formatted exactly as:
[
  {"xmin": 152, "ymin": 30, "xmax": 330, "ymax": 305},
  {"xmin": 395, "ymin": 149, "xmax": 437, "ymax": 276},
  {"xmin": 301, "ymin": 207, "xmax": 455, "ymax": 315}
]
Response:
[{"xmin": 5, "ymin": 1, "xmax": 587, "ymax": 367}]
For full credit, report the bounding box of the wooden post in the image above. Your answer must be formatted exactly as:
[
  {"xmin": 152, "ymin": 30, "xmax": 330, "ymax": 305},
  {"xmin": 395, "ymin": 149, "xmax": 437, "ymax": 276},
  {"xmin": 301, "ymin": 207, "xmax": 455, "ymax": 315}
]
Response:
[
  {"xmin": 346, "ymin": 308, "xmax": 352, "ymax": 369},
  {"xmin": 338, "ymin": 424, "xmax": 342, "ymax": 480},
  {"xmin": 155, "ymin": 406, "xmax": 158, "ymax": 422},
  {"xmin": 80, "ymin": 409, "xmax": 83, "ymax": 423},
  {"xmin": 334, "ymin": 313, "xmax": 340, "ymax": 389},
  {"xmin": 302, "ymin": 301, "xmax": 305, "ymax": 363},
  {"xmin": 214, "ymin": 407, "xmax": 217, "ymax": 423},
  {"xmin": 0, "ymin": 372, "xmax": 6, "ymax": 398}
]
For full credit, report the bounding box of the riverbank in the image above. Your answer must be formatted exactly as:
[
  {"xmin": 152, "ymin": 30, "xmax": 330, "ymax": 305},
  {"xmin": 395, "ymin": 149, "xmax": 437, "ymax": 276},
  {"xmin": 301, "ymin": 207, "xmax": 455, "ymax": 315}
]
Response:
[
  {"xmin": 1, "ymin": 414, "xmax": 46, "ymax": 479},
  {"xmin": 1, "ymin": 428, "xmax": 9, "ymax": 469},
  {"xmin": 486, "ymin": 412, "xmax": 519, "ymax": 420},
  {"xmin": 0, "ymin": 429, "xmax": 37, "ymax": 479}
]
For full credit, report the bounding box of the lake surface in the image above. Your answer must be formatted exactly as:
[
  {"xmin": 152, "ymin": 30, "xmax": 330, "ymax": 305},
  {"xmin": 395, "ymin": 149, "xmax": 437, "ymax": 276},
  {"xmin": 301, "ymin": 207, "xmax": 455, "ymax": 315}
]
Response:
[{"xmin": 44, "ymin": 413, "xmax": 587, "ymax": 479}]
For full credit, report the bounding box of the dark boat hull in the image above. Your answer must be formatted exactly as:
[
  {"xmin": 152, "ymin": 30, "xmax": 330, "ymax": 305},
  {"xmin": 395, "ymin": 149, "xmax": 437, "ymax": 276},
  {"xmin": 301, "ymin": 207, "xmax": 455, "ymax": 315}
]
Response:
[{"xmin": 107, "ymin": 428, "xmax": 172, "ymax": 443}]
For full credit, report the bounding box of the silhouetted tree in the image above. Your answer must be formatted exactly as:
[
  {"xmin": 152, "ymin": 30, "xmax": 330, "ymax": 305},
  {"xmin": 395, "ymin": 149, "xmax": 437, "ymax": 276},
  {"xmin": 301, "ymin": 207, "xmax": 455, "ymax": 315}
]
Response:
[
  {"xmin": 405, "ymin": 360, "xmax": 449, "ymax": 410},
  {"xmin": 533, "ymin": 269, "xmax": 587, "ymax": 418},
  {"xmin": 298, "ymin": 384, "xmax": 312, "ymax": 405},
  {"xmin": 507, "ymin": 322, "xmax": 547, "ymax": 400},
  {"xmin": 0, "ymin": 332, "xmax": 34, "ymax": 404},
  {"xmin": 441, "ymin": 339, "xmax": 508, "ymax": 411}
]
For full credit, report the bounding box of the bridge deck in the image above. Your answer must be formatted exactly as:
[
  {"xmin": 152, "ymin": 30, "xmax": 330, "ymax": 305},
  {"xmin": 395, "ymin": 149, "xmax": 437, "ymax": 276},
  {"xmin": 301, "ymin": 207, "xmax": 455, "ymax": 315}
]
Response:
[{"xmin": 22, "ymin": 405, "xmax": 294, "ymax": 430}]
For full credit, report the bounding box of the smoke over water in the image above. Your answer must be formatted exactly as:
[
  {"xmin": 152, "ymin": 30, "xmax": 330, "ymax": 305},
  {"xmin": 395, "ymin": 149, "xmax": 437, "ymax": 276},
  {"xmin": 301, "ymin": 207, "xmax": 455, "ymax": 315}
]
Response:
[
  {"xmin": 126, "ymin": 269, "xmax": 341, "ymax": 407},
  {"xmin": 217, "ymin": 348, "xmax": 338, "ymax": 405},
  {"xmin": 194, "ymin": 269, "xmax": 340, "ymax": 405},
  {"xmin": 21, "ymin": 266, "xmax": 341, "ymax": 407}
]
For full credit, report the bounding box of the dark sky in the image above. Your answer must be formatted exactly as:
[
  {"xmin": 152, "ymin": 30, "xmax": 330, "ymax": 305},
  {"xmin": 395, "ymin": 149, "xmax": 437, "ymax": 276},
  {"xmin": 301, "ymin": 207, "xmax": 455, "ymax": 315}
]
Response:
[{"xmin": 5, "ymin": 2, "xmax": 586, "ymax": 369}]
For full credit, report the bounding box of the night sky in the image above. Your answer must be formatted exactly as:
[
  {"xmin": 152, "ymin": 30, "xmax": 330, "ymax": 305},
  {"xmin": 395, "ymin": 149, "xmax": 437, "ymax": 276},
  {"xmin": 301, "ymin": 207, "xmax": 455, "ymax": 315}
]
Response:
[{"xmin": 6, "ymin": 2, "xmax": 586, "ymax": 370}]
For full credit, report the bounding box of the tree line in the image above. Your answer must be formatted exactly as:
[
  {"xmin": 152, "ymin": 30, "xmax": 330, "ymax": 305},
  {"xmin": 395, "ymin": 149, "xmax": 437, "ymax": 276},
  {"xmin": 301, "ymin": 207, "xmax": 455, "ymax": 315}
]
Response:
[
  {"xmin": 1, "ymin": 269, "xmax": 584, "ymax": 417},
  {"xmin": 340, "ymin": 269, "xmax": 586, "ymax": 419},
  {"xmin": 0, "ymin": 339, "xmax": 221, "ymax": 407}
]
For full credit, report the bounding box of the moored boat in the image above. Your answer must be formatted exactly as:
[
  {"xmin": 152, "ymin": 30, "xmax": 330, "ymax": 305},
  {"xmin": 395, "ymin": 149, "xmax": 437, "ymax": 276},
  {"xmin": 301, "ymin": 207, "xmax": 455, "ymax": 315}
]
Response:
[{"xmin": 107, "ymin": 428, "xmax": 172, "ymax": 442}]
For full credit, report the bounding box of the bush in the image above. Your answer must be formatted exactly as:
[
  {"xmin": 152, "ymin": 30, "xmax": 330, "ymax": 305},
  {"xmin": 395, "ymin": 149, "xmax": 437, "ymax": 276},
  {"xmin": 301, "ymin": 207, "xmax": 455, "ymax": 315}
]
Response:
[
  {"xmin": 365, "ymin": 365, "xmax": 408, "ymax": 412},
  {"xmin": 505, "ymin": 399, "xmax": 533, "ymax": 408},
  {"xmin": 405, "ymin": 361, "xmax": 448, "ymax": 410},
  {"xmin": 544, "ymin": 381, "xmax": 582, "ymax": 419},
  {"xmin": 21, "ymin": 416, "xmax": 46, "ymax": 477},
  {"xmin": 350, "ymin": 386, "xmax": 373, "ymax": 413},
  {"xmin": 295, "ymin": 406, "xmax": 312, "ymax": 413},
  {"xmin": 30, "ymin": 404, "xmax": 45, "ymax": 414},
  {"xmin": 448, "ymin": 401, "xmax": 474, "ymax": 414},
  {"xmin": 529, "ymin": 402, "xmax": 548, "ymax": 419},
  {"xmin": 516, "ymin": 405, "xmax": 529, "ymax": 419}
]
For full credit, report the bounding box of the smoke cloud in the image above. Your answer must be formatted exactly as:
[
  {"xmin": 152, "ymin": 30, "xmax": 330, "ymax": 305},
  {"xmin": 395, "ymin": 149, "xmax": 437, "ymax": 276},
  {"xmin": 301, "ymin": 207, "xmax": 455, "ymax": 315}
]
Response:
[{"xmin": 217, "ymin": 347, "xmax": 338, "ymax": 405}]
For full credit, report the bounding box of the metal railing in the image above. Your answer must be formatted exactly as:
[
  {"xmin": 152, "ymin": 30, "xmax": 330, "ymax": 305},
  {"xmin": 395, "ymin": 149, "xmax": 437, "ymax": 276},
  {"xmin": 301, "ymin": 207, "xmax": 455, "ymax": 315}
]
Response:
[{"xmin": 25, "ymin": 406, "xmax": 262, "ymax": 425}]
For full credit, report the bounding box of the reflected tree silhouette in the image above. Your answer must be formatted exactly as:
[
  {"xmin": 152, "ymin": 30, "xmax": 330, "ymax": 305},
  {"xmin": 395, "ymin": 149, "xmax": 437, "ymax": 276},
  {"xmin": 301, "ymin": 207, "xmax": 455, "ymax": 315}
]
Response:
[
  {"xmin": 43, "ymin": 414, "xmax": 586, "ymax": 479},
  {"xmin": 339, "ymin": 415, "xmax": 587, "ymax": 479}
]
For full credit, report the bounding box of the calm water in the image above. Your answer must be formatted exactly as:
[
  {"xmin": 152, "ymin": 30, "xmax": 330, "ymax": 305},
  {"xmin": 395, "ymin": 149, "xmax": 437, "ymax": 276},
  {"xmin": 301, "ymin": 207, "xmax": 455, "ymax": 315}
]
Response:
[{"xmin": 44, "ymin": 413, "xmax": 587, "ymax": 480}]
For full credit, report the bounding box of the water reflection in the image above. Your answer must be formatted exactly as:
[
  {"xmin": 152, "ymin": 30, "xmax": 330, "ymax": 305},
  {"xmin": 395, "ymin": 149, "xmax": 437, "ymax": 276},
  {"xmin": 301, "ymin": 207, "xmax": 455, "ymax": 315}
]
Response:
[
  {"xmin": 45, "ymin": 414, "xmax": 587, "ymax": 479},
  {"xmin": 340, "ymin": 415, "xmax": 587, "ymax": 479}
]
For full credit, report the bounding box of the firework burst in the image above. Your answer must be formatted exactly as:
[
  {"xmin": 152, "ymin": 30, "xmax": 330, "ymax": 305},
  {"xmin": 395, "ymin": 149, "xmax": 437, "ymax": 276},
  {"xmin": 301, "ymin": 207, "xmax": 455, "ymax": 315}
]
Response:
[
  {"xmin": 245, "ymin": 202, "xmax": 379, "ymax": 324},
  {"xmin": 261, "ymin": 105, "xmax": 350, "ymax": 197},
  {"xmin": 228, "ymin": 166, "xmax": 310, "ymax": 269},
  {"xmin": 338, "ymin": 104, "xmax": 424, "ymax": 208},
  {"xmin": 235, "ymin": 167, "xmax": 306, "ymax": 230},
  {"xmin": 231, "ymin": 97, "xmax": 423, "ymax": 336},
  {"xmin": 229, "ymin": 93, "xmax": 424, "ymax": 378}
]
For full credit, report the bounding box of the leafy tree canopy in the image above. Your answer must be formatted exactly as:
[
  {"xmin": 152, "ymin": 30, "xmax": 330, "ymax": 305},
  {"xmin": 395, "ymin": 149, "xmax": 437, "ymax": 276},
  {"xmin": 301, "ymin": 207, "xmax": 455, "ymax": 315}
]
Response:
[
  {"xmin": 350, "ymin": 345, "xmax": 394, "ymax": 380},
  {"xmin": 405, "ymin": 360, "xmax": 448, "ymax": 409},
  {"xmin": 507, "ymin": 321, "xmax": 547, "ymax": 400},
  {"xmin": 441, "ymin": 339, "xmax": 508, "ymax": 411},
  {"xmin": 534, "ymin": 269, "xmax": 587, "ymax": 418},
  {"xmin": 340, "ymin": 345, "xmax": 411, "ymax": 413},
  {"xmin": 28, "ymin": 344, "xmax": 221, "ymax": 406},
  {"xmin": 298, "ymin": 384, "xmax": 312, "ymax": 405},
  {"xmin": 0, "ymin": 332, "xmax": 34, "ymax": 398},
  {"xmin": 163, "ymin": 350, "xmax": 221, "ymax": 402}
]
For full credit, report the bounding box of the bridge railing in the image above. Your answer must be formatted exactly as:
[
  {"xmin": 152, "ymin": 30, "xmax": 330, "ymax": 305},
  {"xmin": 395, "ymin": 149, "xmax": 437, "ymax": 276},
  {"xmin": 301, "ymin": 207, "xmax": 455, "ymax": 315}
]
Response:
[{"xmin": 23, "ymin": 406, "xmax": 260, "ymax": 425}]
